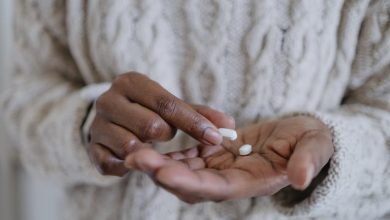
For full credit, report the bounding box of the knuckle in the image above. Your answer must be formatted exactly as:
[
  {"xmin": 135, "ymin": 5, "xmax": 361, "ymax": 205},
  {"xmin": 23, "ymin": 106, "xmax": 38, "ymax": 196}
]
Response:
[
  {"xmin": 112, "ymin": 76, "xmax": 124, "ymax": 88},
  {"xmin": 112, "ymin": 73, "xmax": 130, "ymax": 87},
  {"xmin": 95, "ymin": 158, "xmax": 114, "ymax": 176},
  {"xmin": 156, "ymin": 95, "xmax": 177, "ymax": 118},
  {"xmin": 90, "ymin": 148, "xmax": 113, "ymax": 176},
  {"xmin": 89, "ymin": 118, "xmax": 108, "ymax": 144},
  {"xmin": 142, "ymin": 118, "xmax": 166, "ymax": 141},
  {"xmin": 188, "ymin": 114, "xmax": 203, "ymax": 133},
  {"xmin": 119, "ymin": 138, "xmax": 139, "ymax": 155},
  {"xmin": 89, "ymin": 118, "xmax": 101, "ymax": 138},
  {"xmin": 95, "ymin": 93, "xmax": 111, "ymax": 113},
  {"xmin": 113, "ymin": 72, "xmax": 144, "ymax": 88}
]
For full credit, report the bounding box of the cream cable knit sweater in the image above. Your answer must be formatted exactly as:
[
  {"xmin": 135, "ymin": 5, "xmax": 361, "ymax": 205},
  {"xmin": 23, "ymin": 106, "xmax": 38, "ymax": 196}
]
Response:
[{"xmin": 1, "ymin": 0, "xmax": 390, "ymax": 219}]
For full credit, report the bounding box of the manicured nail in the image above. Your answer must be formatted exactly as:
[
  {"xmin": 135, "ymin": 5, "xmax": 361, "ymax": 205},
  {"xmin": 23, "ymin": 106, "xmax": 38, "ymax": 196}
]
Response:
[{"xmin": 203, "ymin": 127, "xmax": 223, "ymax": 145}]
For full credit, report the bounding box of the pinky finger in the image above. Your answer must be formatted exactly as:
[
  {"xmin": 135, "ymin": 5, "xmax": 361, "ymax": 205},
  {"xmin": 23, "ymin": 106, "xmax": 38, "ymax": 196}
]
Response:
[{"xmin": 90, "ymin": 143, "xmax": 129, "ymax": 177}]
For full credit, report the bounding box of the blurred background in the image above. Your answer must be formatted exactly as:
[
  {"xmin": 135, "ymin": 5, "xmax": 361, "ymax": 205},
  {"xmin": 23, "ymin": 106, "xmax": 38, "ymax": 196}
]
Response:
[{"xmin": 0, "ymin": 1, "xmax": 64, "ymax": 219}]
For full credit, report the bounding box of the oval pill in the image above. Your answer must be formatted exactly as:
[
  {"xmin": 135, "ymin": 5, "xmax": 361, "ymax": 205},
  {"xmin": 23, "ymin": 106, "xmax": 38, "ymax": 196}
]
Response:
[
  {"xmin": 239, "ymin": 144, "xmax": 252, "ymax": 156},
  {"xmin": 218, "ymin": 128, "xmax": 237, "ymax": 141}
]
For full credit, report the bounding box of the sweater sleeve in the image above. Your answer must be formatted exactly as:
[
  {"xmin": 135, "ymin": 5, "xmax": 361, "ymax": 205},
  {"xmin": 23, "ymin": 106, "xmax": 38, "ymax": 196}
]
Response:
[
  {"xmin": 272, "ymin": 1, "xmax": 390, "ymax": 219},
  {"xmin": 0, "ymin": 0, "xmax": 120, "ymax": 186}
]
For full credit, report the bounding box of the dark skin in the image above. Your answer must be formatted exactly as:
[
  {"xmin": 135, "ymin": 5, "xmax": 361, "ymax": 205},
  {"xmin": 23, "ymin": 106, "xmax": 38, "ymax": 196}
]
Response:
[
  {"xmin": 89, "ymin": 72, "xmax": 229, "ymax": 176},
  {"xmin": 89, "ymin": 72, "xmax": 334, "ymax": 203}
]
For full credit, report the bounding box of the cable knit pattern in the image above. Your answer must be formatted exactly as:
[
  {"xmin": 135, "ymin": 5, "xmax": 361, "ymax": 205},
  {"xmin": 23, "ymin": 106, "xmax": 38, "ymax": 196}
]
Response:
[{"xmin": 1, "ymin": 0, "xmax": 390, "ymax": 219}]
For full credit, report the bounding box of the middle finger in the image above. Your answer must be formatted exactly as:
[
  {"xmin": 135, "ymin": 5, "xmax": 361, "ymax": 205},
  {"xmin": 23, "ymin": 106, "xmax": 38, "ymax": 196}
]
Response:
[{"xmin": 101, "ymin": 96, "xmax": 176, "ymax": 142}]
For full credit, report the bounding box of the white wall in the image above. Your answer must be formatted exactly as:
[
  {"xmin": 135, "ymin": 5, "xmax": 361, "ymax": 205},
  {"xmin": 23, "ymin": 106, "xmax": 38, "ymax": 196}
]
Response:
[{"xmin": 0, "ymin": 1, "xmax": 64, "ymax": 220}]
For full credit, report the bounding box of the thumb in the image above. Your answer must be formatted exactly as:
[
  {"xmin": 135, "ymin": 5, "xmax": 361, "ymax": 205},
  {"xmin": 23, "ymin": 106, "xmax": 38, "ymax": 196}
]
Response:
[
  {"xmin": 192, "ymin": 105, "xmax": 235, "ymax": 129},
  {"xmin": 287, "ymin": 130, "xmax": 334, "ymax": 190},
  {"xmin": 124, "ymin": 148, "xmax": 167, "ymax": 175}
]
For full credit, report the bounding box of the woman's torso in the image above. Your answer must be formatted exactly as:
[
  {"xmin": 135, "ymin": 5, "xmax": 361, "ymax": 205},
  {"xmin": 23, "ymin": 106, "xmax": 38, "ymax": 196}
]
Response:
[
  {"xmin": 62, "ymin": 1, "xmax": 369, "ymax": 219},
  {"xmin": 65, "ymin": 0, "xmax": 364, "ymax": 128}
]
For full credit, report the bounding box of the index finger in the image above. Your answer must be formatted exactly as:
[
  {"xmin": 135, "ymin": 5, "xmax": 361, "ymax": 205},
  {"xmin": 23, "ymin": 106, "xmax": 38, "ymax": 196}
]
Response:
[{"xmin": 115, "ymin": 73, "xmax": 223, "ymax": 145}]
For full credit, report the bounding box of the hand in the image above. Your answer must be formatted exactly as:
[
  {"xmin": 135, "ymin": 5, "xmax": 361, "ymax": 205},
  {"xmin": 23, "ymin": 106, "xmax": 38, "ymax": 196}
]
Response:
[
  {"xmin": 125, "ymin": 116, "xmax": 334, "ymax": 203},
  {"xmin": 88, "ymin": 72, "xmax": 234, "ymax": 176}
]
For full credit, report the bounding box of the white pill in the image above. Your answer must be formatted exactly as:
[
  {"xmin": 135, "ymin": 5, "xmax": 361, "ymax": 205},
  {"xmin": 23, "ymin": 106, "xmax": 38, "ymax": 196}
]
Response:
[
  {"xmin": 239, "ymin": 144, "xmax": 252, "ymax": 156},
  {"xmin": 218, "ymin": 128, "xmax": 237, "ymax": 141}
]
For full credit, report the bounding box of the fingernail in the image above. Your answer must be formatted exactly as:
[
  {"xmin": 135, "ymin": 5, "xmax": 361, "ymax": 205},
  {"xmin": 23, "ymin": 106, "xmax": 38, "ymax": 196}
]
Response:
[
  {"xmin": 203, "ymin": 127, "xmax": 223, "ymax": 145},
  {"xmin": 302, "ymin": 166, "xmax": 315, "ymax": 189},
  {"xmin": 227, "ymin": 115, "xmax": 235, "ymax": 124}
]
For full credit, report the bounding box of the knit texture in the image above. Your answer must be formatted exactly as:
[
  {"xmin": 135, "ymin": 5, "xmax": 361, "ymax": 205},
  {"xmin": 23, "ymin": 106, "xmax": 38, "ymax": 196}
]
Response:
[{"xmin": 1, "ymin": 0, "xmax": 390, "ymax": 219}]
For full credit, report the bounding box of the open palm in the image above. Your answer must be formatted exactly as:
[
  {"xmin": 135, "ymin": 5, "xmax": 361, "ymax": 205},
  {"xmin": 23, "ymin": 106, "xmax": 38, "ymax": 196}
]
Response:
[{"xmin": 125, "ymin": 116, "xmax": 333, "ymax": 203}]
